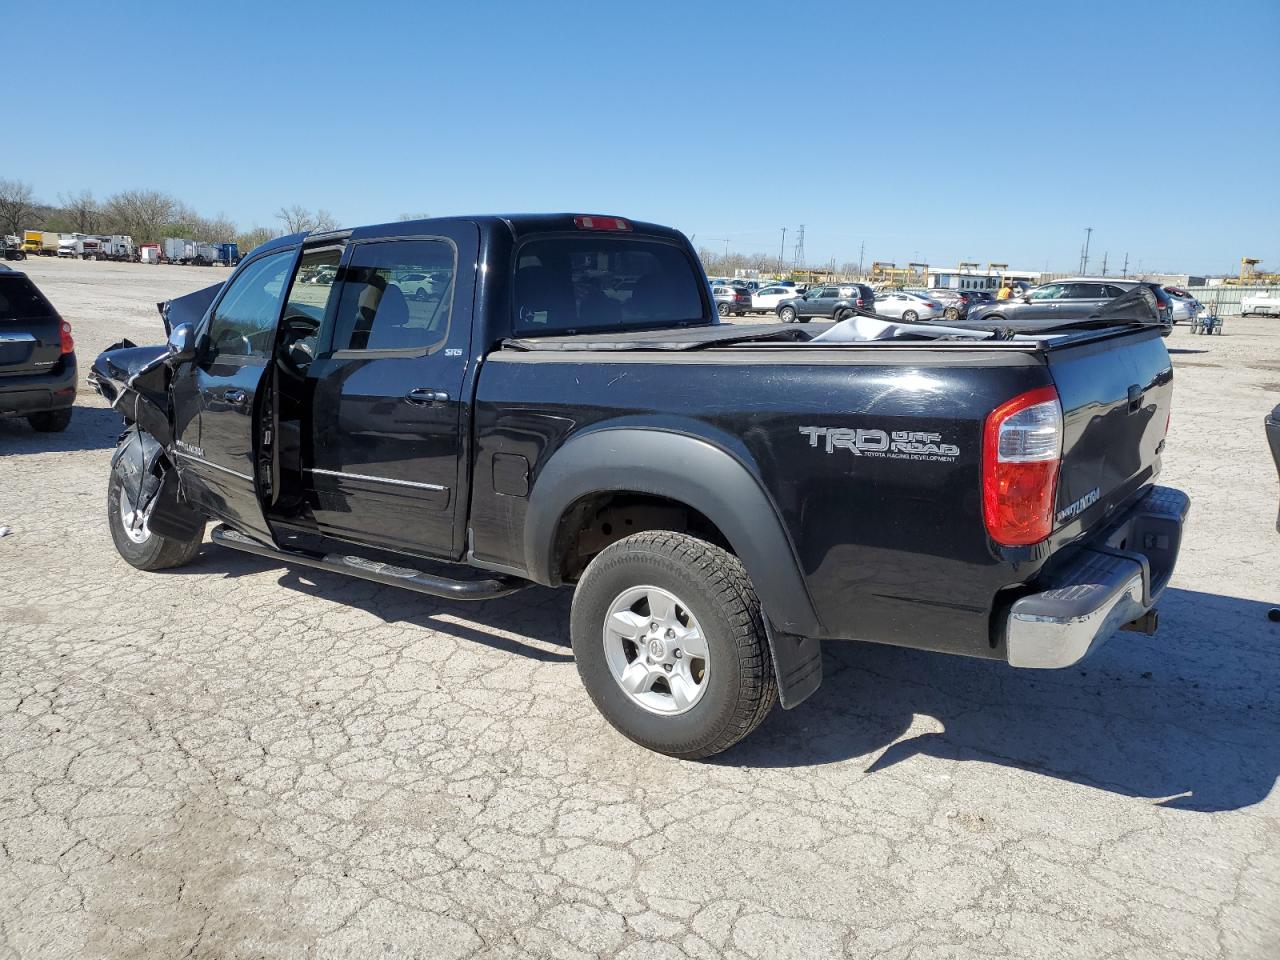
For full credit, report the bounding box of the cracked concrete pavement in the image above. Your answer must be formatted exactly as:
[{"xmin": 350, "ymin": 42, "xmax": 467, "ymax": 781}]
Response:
[{"xmin": 1, "ymin": 257, "xmax": 1277, "ymax": 958}]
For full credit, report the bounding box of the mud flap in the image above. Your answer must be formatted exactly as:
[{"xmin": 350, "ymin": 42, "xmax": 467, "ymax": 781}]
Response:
[
  {"xmin": 112, "ymin": 426, "xmax": 205, "ymax": 541},
  {"xmin": 763, "ymin": 620, "xmax": 823, "ymax": 709}
]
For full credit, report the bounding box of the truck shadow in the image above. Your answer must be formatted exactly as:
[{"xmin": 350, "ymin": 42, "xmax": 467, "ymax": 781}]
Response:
[
  {"xmin": 179, "ymin": 544, "xmax": 575, "ymax": 663},
  {"xmin": 732, "ymin": 587, "xmax": 1279, "ymax": 813},
  {"xmin": 0, "ymin": 403, "xmax": 121, "ymax": 454}
]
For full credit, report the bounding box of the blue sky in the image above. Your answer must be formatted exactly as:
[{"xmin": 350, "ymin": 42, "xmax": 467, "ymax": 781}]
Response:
[{"xmin": 7, "ymin": 0, "xmax": 1278, "ymax": 275}]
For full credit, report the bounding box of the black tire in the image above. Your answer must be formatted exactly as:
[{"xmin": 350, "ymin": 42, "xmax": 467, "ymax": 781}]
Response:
[
  {"xmin": 835, "ymin": 308, "xmax": 854, "ymax": 322},
  {"xmin": 717, "ymin": 302, "xmax": 730, "ymax": 317},
  {"xmin": 571, "ymin": 531, "xmax": 778, "ymax": 759},
  {"xmin": 415, "ymin": 288, "xmax": 429, "ymax": 301},
  {"xmin": 27, "ymin": 408, "xmax": 72, "ymax": 432},
  {"xmin": 778, "ymin": 306, "xmax": 796, "ymax": 323},
  {"xmin": 902, "ymin": 309, "xmax": 919, "ymax": 322},
  {"xmin": 107, "ymin": 461, "xmax": 204, "ymax": 571}
]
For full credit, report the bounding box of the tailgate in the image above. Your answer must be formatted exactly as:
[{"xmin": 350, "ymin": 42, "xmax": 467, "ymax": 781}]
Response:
[
  {"xmin": 0, "ymin": 275, "xmax": 62, "ymax": 377},
  {"xmin": 1046, "ymin": 329, "xmax": 1173, "ymax": 537}
]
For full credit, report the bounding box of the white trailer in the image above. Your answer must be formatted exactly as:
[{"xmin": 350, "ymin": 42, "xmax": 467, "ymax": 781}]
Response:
[
  {"xmin": 161, "ymin": 237, "xmax": 198, "ymax": 263},
  {"xmin": 58, "ymin": 235, "xmax": 108, "ymax": 260},
  {"xmin": 97, "ymin": 235, "xmax": 135, "ymax": 261}
]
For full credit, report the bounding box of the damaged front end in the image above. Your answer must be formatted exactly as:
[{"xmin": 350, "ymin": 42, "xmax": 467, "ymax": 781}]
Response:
[{"xmin": 88, "ymin": 281, "xmax": 223, "ymax": 444}]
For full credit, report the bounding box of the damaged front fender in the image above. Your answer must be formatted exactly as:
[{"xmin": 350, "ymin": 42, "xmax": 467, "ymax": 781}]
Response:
[{"xmin": 112, "ymin": 426, "xmax": 205, "ymax": 543}]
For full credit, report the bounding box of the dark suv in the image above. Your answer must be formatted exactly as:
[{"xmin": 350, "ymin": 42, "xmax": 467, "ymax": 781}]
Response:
[
  {"xmin": 0, "ymin": 268, "xmax": 76, "ymax": 431},
  {"xmin": 776, "ymin": 283, "xmax": 875, "ymax": 323},
  {"xmin": 967, "ymin": 278, "xmax": 1172, "ymax": 332}
]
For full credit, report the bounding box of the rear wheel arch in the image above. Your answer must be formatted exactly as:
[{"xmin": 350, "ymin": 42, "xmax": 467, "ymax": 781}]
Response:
[{"xmin": 524, "ymin": 428, "xmax": 822, "ymax": 638}]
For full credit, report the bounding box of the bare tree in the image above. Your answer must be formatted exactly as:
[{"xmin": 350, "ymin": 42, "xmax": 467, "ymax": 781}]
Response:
[
  {"xmin": 396, "ymin": 211, "xmax": 431, "ymax": 221},
  {"xmin": 236, "ymin": 226, "xmax": 278, "ymax": 254},
  {"xmin": 277, "ymin": 205, "xmax": 339, "ymax": 234},
  {"xmin": 312, "ymin": 209, "xmax": 339, "ymax": 232},
  {"xmin": 59, "ymin": 190, "xmax": 99, "ymax": 233},
  {"xmin": 276, "ymin": 204, "xmax": 316, "ymax": 233},
  {"xmin": 103, "ymin": 189, "xmax": 178, "ymax": 244},
  {"xmin": 0, "ymin": 178, "xmax": 39, "ymax": 237}
]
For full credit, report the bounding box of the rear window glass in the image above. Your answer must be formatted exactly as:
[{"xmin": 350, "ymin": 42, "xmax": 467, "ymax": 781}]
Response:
[
  {"xmin": 514, "ymin": 236, "xmax": 706, "ymax": 334},
  {"xmin": 0, "ymin": 277, "xmax": 56, "ymax": 322}
]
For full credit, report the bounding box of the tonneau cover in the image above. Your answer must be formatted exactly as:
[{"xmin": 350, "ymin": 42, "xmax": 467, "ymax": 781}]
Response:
[{"xmin": 502, "ymin": 323, "xmax": 809, "ymax": 352}]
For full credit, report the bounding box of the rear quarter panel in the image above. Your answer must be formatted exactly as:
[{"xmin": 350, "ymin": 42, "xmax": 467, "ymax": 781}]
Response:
[{"xmin": 471, "ymin": 347, "xmax": 1053, "ymax": 658}]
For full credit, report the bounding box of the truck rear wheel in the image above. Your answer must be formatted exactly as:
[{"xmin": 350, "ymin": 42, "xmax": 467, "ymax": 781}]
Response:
[
  {"xmin": 571, "ymin": 531, "xmax": 777, "ymax": 759},
  {"xmin": 107, "ymin": 462, "xmax": 204, "ymax": 571}
]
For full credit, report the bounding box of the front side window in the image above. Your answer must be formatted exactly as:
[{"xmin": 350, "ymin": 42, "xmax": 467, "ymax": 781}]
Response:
[
  {"xmin": 514, "ymin": 236, "xmax": 705, "ymax": 335},
  {"xmin": 205, "ymin": 249, "xmax": 296, "ymax": 360},
  {"xmin": 1029, "ymin": 283, "xmax": 1064, "ymax": 301},
  {"xmin": 331, "ymin": 240, "xmax": 455, "ymax": 352}
]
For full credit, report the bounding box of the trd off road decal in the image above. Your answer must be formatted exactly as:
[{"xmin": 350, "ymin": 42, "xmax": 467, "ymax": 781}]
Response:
[{"xmin": 799, "ymin": 426, "xmax": 960, "ymax": 463}]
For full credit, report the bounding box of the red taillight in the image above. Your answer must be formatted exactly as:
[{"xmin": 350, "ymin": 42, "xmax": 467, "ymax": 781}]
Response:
[
  {"xmin": 982, "ymin": 385, "xmax": 1062, "ymax": 546},
  {"xmin": 59, "ymin": 320, "xmax": 74, "ymax": 355},
  {"xmin": 855, "ymin": 298, "xmax": 864, "ymax": 307},
  {"xmin": 573, "ymin": 215, "xmax": 631, "ymax": 231}
]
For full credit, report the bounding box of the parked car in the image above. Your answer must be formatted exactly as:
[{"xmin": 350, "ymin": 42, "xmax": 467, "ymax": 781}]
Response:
[
  {"xmin": 776, "ymin": 284, "xmax": 875, "ymax": 323},
  {"xmin": 752, "ymin": 284, "xmax": 802, "ymax": 313},
  {"xmin": 953, "ymin": 283, "xmax": 1173, "ymax": 336},
  {"xmin": 711, "ymin": 283, "xmax": 752, "ymax": 317},
  {"xmin": 1242, "ymin": 290, "xmax": 1280, "ymax": 317},
  {"xmin": 920, "ymin": 289, "xmax": 988, "ymax": 321},
  {"xmin": 88, "ymin": 212, "xmax": 1187, "ymax": 760},
  {"xmin": 395, "ymin": 270, "xmax": 436, "ymax": 300},
  {"xmin": 1162, "ymin": 286, "xmax": 1202, "ymax": 324},
  {"xmin": 968, "ymin": 278, "xmax": 1172, "ymax": 332},
  {"xmin": 0, "ymin": 269, "xmax": 76, "ymax": 432},
  {"xmin": 872, "ymin": 290, "xmax": 944, "ymax": 322}
]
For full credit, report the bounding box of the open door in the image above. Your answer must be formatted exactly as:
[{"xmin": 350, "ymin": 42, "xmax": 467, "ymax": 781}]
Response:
[{"xmin": 170, "ymin": 247, "xmax": 299, "ymax": 544}]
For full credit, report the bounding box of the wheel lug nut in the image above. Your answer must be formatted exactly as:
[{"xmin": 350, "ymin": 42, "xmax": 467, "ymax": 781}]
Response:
[
  {"xmin": 665, "ymin": 628, "xmax": 675, "ymax": 639},
  {"xmin": 674, "ymin": 649, "xmax": 682, "ymax": 658},
  {"xmin": 663, "ymin": 663, "xmax": 672, "ymax": 672},
  {"xmin": 650, "ymin": 622, "xmax": 658, "ymax": 631}
]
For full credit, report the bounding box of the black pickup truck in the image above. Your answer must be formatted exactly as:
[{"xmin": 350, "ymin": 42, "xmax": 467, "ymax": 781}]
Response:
[{"xmin": 90, "ymin": 214, "xmax": 1189, "ymax": 759}]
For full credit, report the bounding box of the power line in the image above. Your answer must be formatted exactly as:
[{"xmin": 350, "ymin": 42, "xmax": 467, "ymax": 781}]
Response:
[{"xmin": 792, "ymin": 225, "xmax": 805, "ymax": 269}]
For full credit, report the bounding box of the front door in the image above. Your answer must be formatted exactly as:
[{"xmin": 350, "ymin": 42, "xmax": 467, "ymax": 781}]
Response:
[
  {"xmin": 305, "ymin": 226, "xmax": 478, "ymax": 559},
  {"xmin": 173, "ymin": 247, "xmax": 299, "ymax": 542}
]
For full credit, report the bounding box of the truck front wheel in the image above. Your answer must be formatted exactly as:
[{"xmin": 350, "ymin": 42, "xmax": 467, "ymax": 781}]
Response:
[
  {"xmin": 570, "ymin": 531, "xmax": 778, "ymax": 759},
  {"xmin": 107, "ymin": 462, "xmax": 204, "ymax": 571}
]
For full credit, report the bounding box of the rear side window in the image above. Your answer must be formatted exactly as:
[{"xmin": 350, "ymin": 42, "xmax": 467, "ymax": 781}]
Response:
[
  {"xmin": 0, "ymin": 277, "xmax": 56, "ymax": 322},
  {"xmin": 515, "ymin": 236, "xmax": 706, "ymax": 334},
  {"xmin": 331, "ymin": 240, "xmax": 455, "ymax": 353}
]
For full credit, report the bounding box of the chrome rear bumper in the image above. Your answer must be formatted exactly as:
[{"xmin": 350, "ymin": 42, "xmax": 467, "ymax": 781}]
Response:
[{"xmin": 1006, "ymin": 485, "xmax": 1190, "ymax": 669}]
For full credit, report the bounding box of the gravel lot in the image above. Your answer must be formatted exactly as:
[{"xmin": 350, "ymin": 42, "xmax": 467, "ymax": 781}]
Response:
[{"xmin": 2, "ymin": 256, "xmax": 1278, "ymax": 959}]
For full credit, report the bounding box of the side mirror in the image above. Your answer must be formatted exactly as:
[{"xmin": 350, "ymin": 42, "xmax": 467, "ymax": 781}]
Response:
[{"xmin": 166, "ymin": 323, "xmax": 197, "ymax": 364}]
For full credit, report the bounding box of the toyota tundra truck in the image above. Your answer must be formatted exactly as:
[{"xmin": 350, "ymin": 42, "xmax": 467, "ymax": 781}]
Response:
[{"xmin": 90, "ymin": 214, "xmax": 1189, "ymax": 759}]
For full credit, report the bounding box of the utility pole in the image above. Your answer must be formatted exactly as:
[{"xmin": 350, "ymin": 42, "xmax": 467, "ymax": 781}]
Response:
[
  {"xmin": 858, "ymin": 240, "xmax": 865, "ymax": 277},
  {"xmin": 707, "ymin": 238, "xmax": 729, "ymax": 261},
  {"xmin": 1079, "ymin": 227, "xmax": 1093, "ymax": 274},
  {"xmin": 792, "ymin": 225, "xmax": 806, "ymax": 269},
  {"xmin": 1121, "ymin": 253, "xmax": 1129, "ymax": 278},
  {"xmin": 1100, "ymin": 251, "xmax": 1108, "ymax": 276},
  {"xmin": 779, "ymin": 227, "xmax": 787, "ymax": 274}
]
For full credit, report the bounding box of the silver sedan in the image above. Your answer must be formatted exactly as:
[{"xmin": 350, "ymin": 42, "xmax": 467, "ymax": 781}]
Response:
[{"xmin": 872, "ymin": 291, "xmax": 945, "ymax": 322}]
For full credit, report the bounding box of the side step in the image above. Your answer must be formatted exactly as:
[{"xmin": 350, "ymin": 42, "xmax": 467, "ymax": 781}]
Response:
[{"xmin": 210, "ymin": 524, "xmax": 531, "ymax": 601}]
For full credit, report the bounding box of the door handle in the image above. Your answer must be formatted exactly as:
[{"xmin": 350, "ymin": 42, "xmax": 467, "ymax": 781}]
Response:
[
  {"xmin": 405, "ymin": 387, "xmax": 449, "ymax": 405},
  {"xmin": 222, "ymin": 388, "xmax": 248, "ymax": 405}
]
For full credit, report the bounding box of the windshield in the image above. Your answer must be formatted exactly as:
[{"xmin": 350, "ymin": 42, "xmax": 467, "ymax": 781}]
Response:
[{"xmin": 514, "ymin": 236, "xmax": 707, "ymax": 335}]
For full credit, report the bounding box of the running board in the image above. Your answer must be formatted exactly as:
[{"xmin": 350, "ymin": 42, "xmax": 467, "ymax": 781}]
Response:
[{"xmin": 210, "ymin": 524, "xmax": 531, "ymax": 600}]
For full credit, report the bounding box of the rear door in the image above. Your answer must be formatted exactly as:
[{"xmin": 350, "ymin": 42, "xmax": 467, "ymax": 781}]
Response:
[
  {"xmin": 0, "ymin": 274, "xmax": 62, "ymax": 380},
  {"xmin": 171, "ymin": 247, "xmax": 298, "ymax": 542},
  {"xmin": 304, "ymin": 224, "xmax": 479, "ymax": 559}
]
